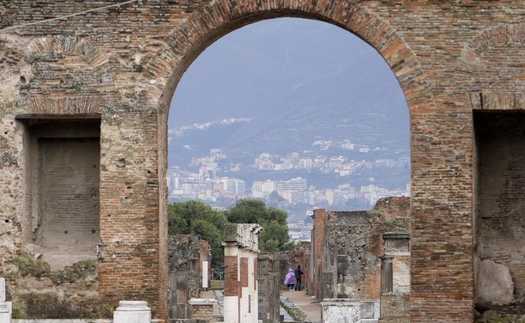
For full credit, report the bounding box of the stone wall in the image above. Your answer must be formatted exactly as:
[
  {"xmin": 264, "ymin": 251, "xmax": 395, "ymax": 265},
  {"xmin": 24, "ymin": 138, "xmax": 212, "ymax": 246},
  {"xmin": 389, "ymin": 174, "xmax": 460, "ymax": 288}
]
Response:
[
  {"xmin": 323, "ymin": 211, "xmax": 371, "ymax": 300},
  {"xmin": 379, "ymin": 293, "xmax": 410, "ymax": 323},
  {"xmin": 257, "ymin": 254, "xmax": 284, "ymax": 323},
  {"xmin": 2, "ymin": 1, "xmax": 525, "ymax": 321},
  {"xmin": 310, "ymin": 197, "xmax": 410, "ymax": 302},
  {"xmin": 308, "ymin": 197, "xmax": 410, "ymax": 322},
  {"xmin": 168, "ymin": 235, "xmax": 210, "ymax": 320}
]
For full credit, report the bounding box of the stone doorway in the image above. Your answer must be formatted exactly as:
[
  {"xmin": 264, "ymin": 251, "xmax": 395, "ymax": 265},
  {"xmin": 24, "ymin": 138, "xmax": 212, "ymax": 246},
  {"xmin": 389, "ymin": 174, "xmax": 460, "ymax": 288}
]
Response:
[{"xmin": 474, "ymin": 111, "xmax": 525, "ymax": 312}]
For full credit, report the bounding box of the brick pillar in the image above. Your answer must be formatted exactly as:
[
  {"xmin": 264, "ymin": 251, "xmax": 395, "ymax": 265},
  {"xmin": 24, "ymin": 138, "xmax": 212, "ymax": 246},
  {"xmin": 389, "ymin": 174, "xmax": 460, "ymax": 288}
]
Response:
[
  {"xmin": 223, "ymin": 223, "xmax": 263, "ymax": 323},
  {"xmin": 223, "ymin": 242, "xmax": 239, "ymax": 323}
]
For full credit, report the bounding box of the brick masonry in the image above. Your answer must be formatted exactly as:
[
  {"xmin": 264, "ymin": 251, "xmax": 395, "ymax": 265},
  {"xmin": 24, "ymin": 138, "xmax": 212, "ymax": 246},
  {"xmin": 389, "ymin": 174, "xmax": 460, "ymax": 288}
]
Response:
[{"xmin": 1, "ymin": 1, "xmax": 525, "ymax": 321}]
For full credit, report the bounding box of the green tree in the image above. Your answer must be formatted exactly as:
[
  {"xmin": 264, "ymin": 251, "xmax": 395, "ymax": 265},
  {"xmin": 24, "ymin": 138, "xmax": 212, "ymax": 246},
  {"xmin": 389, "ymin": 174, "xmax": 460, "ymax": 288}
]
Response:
[
  {"xmin": 168, "ymin": 200, "xmax": 227, "ymax": 265},
  {"xmin": 225, "ymin": 199, "xmax": 292, "ymax": 253}
]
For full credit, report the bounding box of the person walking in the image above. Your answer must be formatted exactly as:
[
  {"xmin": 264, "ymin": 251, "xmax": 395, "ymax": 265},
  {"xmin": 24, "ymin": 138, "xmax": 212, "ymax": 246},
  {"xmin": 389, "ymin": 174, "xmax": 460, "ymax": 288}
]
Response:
[
  {"xmin": 294, "ymin": 265, "xmax": 304, "ymax": 291},
  {"xmin": 284, "ymin": 268, "xmax": 296, "ymax": 291}
]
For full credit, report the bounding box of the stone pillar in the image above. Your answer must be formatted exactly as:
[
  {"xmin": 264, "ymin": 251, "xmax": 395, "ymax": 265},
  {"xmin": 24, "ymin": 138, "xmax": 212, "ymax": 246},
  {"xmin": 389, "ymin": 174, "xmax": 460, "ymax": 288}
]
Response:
[
  {"xmin": 257, "ymin": 254, "xmax": 282, "ymax": 323},
  {"xmin": 113, "ymin": 301, "xmax": 151, "ymax": 323},
  {"xmin": 223, "ymin": 223, "xmax": 263, "ymax": 323},
  {"xmin": 224, "ymin": 240, "xmax": 240, "ymax": 323},
  {"xmin": 0, "ymin": 303, "xmax": 12, "ymax": 323},
  {"xmin": 189, "ymin": 298, "xmax": 216, "ymax": 323},
  {"xmin": 379, "ymin": 234, "xmax": 410, "ymax": 322},
  {"xmin": 310, "ymin": 209, "xmax": 328, "ymax": 299},
  {"xmin": 0, "ymin": 278, "xmax": 5, "ymax": 303},
  {"xmin": 0, "ymin": 278, "xmax": 12, "ymax": 323}
]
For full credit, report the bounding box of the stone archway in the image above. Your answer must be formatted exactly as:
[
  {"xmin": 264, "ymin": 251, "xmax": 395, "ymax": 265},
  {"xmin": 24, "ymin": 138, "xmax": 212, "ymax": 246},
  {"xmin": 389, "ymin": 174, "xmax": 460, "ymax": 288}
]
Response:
[
  {"xmin": 4, "ymin": 1, "xmax": 506, "ymax": 322},
  {"xmin": 149, "ymin": 0, "xmax": 434, "ymax": 320}
]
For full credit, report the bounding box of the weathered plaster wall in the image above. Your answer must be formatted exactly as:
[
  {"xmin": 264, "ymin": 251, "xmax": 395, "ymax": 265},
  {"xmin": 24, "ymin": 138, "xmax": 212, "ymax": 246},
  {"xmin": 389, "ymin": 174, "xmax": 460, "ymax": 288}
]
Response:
[{"xmin": 1, "ymin": 1, "xmax": 525, "ymax": 321}]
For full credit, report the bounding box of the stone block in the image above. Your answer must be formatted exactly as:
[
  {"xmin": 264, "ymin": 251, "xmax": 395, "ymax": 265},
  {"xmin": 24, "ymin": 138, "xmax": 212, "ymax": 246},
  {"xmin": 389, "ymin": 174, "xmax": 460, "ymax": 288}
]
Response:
[
  {"xmin": 477, "ymin": 259, "xmax": 514, "ymax": 305},
  {"xmin": 321, "ymin": 299, "xmax": 360, "ymax": 323},
  {"xmin": 113, "ymin": 301, "xmax": 151, "ymax": 323},
  {"xmin": 0, "ymin": 278, "xmax": 5, "ymax": 302},
  {"xmin": 361, "ymin": 301, "xmax": 380, "ymax": 319},
  {"xmin": 0, "ymin": 302, "xmax": 12, "ymax": 323}
]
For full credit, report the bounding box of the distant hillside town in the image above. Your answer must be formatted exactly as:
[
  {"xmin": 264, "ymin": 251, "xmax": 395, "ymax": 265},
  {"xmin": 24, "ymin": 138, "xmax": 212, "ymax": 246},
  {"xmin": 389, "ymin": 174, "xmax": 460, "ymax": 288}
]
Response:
[{"xmin": 167, "ymin": 145, "xmax": 410, "ymax": 211}]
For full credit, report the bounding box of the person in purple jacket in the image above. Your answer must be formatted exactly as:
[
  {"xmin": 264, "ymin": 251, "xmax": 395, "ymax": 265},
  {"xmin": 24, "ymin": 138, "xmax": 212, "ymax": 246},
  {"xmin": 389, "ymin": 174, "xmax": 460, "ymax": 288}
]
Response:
[{"xmin": 284, "ymin": 268, "xmax": 296, "ymax": 291}]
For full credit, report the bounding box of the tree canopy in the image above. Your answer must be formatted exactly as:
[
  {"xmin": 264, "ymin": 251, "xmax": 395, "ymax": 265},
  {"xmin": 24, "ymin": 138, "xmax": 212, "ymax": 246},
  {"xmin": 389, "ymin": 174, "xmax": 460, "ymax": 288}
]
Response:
[
  {"xmin": 168, "ymin": 199, "xmax": 292, "ymax": 266},
  {"xmin": 168, "ymin": 200, "xmax": 227, "ymax": 265},
  {"xmin": 225, "ymin": 199, "xmax": 292, "ymax": 253}
]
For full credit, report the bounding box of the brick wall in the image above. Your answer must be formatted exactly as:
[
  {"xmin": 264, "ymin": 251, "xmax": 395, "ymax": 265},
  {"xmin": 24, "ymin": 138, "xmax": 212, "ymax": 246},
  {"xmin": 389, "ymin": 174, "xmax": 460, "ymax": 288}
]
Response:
[{"xmin": 2, "ymin": 1, "xmax": 525, "ymax": 321}]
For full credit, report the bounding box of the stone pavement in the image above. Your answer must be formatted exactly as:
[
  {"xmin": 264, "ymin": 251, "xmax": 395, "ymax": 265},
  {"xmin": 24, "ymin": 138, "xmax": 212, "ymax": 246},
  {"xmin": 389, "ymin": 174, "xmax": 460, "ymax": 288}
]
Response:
[{"xmin": 281, "ymin": 290, "xmax": 321, "ymax": 323}]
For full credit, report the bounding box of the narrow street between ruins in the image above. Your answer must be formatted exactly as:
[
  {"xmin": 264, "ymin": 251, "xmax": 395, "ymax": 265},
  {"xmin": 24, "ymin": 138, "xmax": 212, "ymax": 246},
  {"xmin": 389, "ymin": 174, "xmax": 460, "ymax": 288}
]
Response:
[
  {"xmin": 282, "ymin": 290, "xmax": 322, "ymax": 323},
  {"xmin": 199, "ymin": 288, "xmax": 321, "ymax": 323}
]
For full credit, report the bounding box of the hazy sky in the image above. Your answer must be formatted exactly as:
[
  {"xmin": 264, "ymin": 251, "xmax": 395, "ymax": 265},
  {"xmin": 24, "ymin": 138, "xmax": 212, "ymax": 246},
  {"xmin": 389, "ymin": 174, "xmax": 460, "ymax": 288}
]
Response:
[{"xmin": 168, "ymin": 17, "xmax": 405, "ymax": 128}]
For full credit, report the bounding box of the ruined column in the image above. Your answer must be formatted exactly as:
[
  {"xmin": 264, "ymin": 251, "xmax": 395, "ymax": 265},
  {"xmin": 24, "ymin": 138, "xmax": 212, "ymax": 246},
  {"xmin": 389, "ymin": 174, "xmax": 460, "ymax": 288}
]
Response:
[
  {"xmin": 223, "ymin": 223, "xmax": 263, "ymax": 323},
  {"xmin": 310, "ymin": 209, "xmax": 329, "ymax": 299}
]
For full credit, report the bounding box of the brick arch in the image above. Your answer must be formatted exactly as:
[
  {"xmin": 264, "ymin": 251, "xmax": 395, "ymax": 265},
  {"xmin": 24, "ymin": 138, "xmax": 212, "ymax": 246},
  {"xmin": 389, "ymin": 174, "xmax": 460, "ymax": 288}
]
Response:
[
  {"xmin": 149, "ymin": 0, "xmax": 432, "ymax": 115},
  {"xmin": 26, "ymin": 35, "xmax": 107, "ymax": 69},
  {"xmin": 470, "ymin": 22, "xmax": 525, "ymax": 52},
  {"xmin": 463, "ymin": 21, "xmax": 525, "ymax": 106},
  {"xmin": 150, "ymin": 1, "xmax": 432, "ymax": 318}
]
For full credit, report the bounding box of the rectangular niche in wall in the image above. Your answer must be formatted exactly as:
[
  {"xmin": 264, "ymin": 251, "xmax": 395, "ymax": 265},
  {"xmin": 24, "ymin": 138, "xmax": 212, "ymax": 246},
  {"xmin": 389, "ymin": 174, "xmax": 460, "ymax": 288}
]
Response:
[
  {"xmin": 18, "ymin": 115, "xmax": 101, "ymax": 270},
  {"xmin": 474, "ymin": 110, "xmax": 525, "ymax": 307}
]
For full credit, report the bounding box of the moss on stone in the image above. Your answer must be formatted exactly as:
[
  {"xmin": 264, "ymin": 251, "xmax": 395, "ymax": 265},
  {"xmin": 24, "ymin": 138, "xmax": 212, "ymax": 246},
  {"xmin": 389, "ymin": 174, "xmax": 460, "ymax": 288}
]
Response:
[
  {"xmin": 17, "ymin": 293, "xmax": 115, "ymax": 319},
  {"xmin": 12, "ymin": 308, "xmax": 21, "ymax": 319},
  {"xmin": 15, "ymin": 255, "xmax": 97, "ymax": 284},
  {"xmin": 476, "ymin": 311, "xmax": 525, "ymax": 323},
  {"xmin": 48, "ymin": 260, "xmax": 97, "ymax": 285},
  {"xmin": 223, "ymin": 223, "xmax": 238, "ymax": 242},
  {"xmin": 15, "ymin": 255, "xmax": 50, "ymax": 278}
]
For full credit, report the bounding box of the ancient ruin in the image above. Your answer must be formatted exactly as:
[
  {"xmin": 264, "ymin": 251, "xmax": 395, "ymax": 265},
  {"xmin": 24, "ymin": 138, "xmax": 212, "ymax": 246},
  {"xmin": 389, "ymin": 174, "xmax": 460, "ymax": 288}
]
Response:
[
  {"xmin": 1, "ymin": 1, "xmax": 525, "ymax": 321},
  {"xmin": 168, "ymin": 235, "xmax": 211, "ymax": 320},
  {"xmin": 306, "ymin": 197, "xmax": 410, "ymax": 322}
]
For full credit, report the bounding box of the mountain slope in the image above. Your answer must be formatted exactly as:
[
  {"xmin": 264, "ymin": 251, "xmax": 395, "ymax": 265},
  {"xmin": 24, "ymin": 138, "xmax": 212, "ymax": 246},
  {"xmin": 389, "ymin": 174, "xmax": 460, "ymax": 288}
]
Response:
[{"xmin": 168, "ymin": 17, "xmax": 409, "ymax": 167}]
